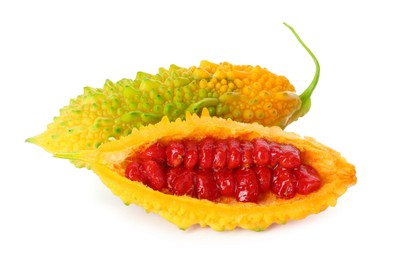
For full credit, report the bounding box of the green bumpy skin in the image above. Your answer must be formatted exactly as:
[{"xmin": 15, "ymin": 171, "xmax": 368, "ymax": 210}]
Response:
[{"xmin": 27, "ymin": 23, "xmax": 319, "ymax": 166}]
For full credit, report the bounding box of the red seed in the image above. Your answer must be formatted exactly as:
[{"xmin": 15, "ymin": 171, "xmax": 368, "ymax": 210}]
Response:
[
  {"xmin": 141, "ymin": 142, "xmax": 166, "ymax": 163},
  {"xmin": 198, "ymin": 137, "xmax": 215, "ymax": 169},
  {"xmin": 269, "ymin": 142, "xmax": 282, "ymax": 166},
  {"xmin": 166, "ymin": 166, "xmax": 184, "ymax": 189},
  {"xmin": 240, "ymin": 140, "xmax": 254, "ymax": 168},
  {"xmin": 253, "ymin": 138, "xmax": 270, "ymax": 166},
  {"xmin": 214, "ymin": 169, "xmax": 235, "ymax": 197},
  {"xmin": 235, "ymin": 168, "xmax": 259, "ymax": 202},
  {"xmin": 170, "ymin": 169, "xmax": 195, "ymax": 196},
  {"xmin": 272, "ymin": 165, "xmax": 296, "ymax": 199},
  {"xmin": 227, "ymin": 138, "xmax": 241, "ymax": 169},
  {"xmin": 125, "ymin": 161, "xmax": 144, "ymax": 182},
  {"xmin": 279, "ymin": 144, "xmax": 301, "ymax": 168},
  {"xmin": 213, "ymin": 140, "xmax": 228, "ymax": 170},
  {"xmin": 196, "ymin": 169, "xmax": 219, "ymax": 201},
  {"xmin": 142, "ymin": 160, "xmax": 166, "ymax": 191},
  {"xmin": 184, "ymin": 140, "xmax": 198, "ymax": 170},
  {"xmin": 166, "ymin": 141, "xmax": 185, "ymax": 167},
  {"xmin": 294, "ymin": 164, "xmax": 321, "ymax": 195},
  {"xmin": 254, "ymin": 166, "xmax": 272, "ymax": 193}
]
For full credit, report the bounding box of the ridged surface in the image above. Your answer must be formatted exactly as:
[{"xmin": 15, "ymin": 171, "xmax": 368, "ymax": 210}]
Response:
[
  {"xmin": 69, "ymin": 110, "xmax": 356, "ymax": 231},
  {"xmin": 27, "ymin": 61, "xmax": 300, "ymax": 159}
]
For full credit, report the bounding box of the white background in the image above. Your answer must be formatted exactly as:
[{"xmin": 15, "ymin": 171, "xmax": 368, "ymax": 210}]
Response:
[{"xmin": 1, "ymin": 0, "xmax": 408, "ymax": 259}]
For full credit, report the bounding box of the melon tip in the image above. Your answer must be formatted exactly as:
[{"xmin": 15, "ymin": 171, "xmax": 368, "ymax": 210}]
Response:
[
  {"xmin": 53, "ymin": 150, "xmax": 96, "ymax": 164},
  {"xmin": 25, "ymin": 137, "xmax": 35, "ymax": 143},
  {"xmin": 25, "ymin": 135, "xmax": 40, "ymax": 145}
]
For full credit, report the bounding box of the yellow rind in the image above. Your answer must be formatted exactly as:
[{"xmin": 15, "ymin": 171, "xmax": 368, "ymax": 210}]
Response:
[{"xmin": 70, "ymin": 109, "xmax": 356, "ymax": 231}]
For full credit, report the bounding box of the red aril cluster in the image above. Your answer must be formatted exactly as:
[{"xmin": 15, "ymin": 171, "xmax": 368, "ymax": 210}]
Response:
[{"xmin": 125, "ymin": 137, "xmax": 321, "ymax": 203}]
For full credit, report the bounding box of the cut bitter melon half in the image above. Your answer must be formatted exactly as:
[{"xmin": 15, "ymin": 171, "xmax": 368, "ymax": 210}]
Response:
[{"xmin": 55, "ymin": 109, "xmax": 356, "ymax": 231}]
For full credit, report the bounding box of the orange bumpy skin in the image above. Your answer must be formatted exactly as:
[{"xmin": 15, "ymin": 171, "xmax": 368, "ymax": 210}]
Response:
[{"xmin": 59, "ymin": 109, "xmax": 356, "ymax": 231}]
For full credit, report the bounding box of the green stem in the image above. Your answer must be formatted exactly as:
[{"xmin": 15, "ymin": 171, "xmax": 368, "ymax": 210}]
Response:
[{"xmin": 283, "ymin": 22, "xmax": 320, "ymax": 127}]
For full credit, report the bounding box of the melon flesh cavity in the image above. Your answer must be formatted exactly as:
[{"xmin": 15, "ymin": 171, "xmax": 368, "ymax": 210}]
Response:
[{"xmin": 56, "ymin": 110, "xmax": 356, "ymax": 231}]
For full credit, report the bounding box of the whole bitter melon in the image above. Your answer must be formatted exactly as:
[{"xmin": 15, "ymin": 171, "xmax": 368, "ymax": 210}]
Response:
[{"xmin": 27, "ymin": 23, "xmax": 319, "ymax": 164}]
